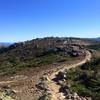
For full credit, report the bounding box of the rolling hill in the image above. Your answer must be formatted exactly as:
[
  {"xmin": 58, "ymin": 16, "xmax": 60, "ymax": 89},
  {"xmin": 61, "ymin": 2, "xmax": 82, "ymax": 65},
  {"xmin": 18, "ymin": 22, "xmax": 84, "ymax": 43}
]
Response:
[
  {"xmin": 0, "ymin": 37, "xmax": 100, "ymax": 100},
  {"xmin": 0, "ymin": 37, "xmax": 88, "ymax": 76}
]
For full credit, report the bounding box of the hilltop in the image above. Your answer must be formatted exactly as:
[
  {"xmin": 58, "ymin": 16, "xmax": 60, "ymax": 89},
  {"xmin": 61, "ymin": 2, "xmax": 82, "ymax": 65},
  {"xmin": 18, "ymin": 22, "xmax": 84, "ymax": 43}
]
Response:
[
  {"xmin": 0, "ymin": 37, "xmax": 99, "ymax": 100},
  {"xmin": 0, "ymin": 37, "xmax": 99, "ymax": 76},
  {"xmin": 0, "ymin": 37, "xmax": 88, "ymax": 76}
]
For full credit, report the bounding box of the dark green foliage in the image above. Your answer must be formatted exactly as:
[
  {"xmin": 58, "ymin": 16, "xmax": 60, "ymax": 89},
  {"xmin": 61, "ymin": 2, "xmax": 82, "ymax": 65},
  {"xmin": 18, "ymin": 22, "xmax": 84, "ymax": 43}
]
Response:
[
  {"xmin": 0, "ymin": 52, "xmax": 72, "ymax": 76},
  {"xmin": 65, "ymin": 68, "xmax": 81, "ymax": 81},
  {"xmin": 64, "ymin": 57, "xmax": 100, "ymax": 100},
  {"xmin": 80, "ymin": 58, "xmax": 100, "ymax": 70},
  {"xmin": 38, "ymin": 92, "xmax": 52, "ymax": 100},
  {"xmin": 71, "ymin": 83, "xmax": 92, "ymax": 97},
  {"xmin": 87, "ymin": 44, "xmax": 100, "ymax": 51}
]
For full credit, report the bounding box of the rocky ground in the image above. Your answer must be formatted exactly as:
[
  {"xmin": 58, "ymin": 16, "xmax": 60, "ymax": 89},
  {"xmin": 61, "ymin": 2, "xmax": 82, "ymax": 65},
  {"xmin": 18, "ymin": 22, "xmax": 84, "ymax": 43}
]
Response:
[
  {"xmin": 0, "ymin": 51, "xmax": 87, "ymax": 100},
  {"xmin": 0, "ymin": 37, "xmax": 95, "ymax": 100},
  {"xmin": 36, "ymin": 50, "xmax": 92, "ymax": 100}
]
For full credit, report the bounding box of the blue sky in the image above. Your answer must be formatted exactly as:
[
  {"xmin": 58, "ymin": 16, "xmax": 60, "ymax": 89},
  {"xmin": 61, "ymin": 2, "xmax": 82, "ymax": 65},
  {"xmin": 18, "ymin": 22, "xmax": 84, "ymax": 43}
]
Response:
[{"xmin": 0, "ymin": 0, "xmax": 100, "ymax": 42}]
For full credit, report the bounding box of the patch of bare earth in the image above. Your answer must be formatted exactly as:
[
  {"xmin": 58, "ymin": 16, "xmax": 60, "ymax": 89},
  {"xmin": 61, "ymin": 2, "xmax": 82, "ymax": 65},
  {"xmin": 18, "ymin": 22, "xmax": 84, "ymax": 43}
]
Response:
[
  {"xmin": 45, "ymin": 50, "xmax": 91, "ymax": 100},
  {"xmin": 0, "ymin": 51, "xmax": 91, "ymax": 100}
]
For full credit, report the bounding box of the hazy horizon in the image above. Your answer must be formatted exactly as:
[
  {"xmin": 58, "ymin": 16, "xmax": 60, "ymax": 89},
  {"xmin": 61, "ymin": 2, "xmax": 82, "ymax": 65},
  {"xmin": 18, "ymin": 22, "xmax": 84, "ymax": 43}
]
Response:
[
  {"xmin": 0, "ymin": 0, "xmax": 100, "ymax": 42},
  {"xmin": 0, "ymin": 36, "xmax": 100, "ymax": 43}
]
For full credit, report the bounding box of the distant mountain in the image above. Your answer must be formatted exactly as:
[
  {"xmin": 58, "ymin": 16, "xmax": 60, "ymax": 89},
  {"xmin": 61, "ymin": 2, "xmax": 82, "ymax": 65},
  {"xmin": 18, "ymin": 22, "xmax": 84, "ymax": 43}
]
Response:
[
  {"xmin": 0, "ymin": 42, "xmax": 13, "ymax": 47},
  {"xmin": 96, "ymin": 37, "xmax": 100, "ymax": 40},
  {"xmin": 91, "ymin": 37, "xmax": 100, "ymax": 41}
]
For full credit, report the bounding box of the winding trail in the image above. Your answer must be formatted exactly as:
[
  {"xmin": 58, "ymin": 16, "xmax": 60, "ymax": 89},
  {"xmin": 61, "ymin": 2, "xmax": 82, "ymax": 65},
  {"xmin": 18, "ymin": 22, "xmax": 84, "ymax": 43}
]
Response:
[
  {"xmin": 0, "ymin": 50, "xmax": 91, "ymax": 100},
  {"xmin": 46, "ymin": 50, "xmax": 92, "ymax": 100}
]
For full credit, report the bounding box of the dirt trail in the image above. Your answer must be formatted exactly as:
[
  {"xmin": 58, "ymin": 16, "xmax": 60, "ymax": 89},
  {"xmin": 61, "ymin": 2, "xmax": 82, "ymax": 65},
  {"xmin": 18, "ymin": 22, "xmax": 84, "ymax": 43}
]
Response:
[
  {"xmin": 0, "ymin": 50, "xmax": 91, "ymax": 100},
  {"xmin": 47, "ymin": 50, "xmax": 92, "ymax": 100}
]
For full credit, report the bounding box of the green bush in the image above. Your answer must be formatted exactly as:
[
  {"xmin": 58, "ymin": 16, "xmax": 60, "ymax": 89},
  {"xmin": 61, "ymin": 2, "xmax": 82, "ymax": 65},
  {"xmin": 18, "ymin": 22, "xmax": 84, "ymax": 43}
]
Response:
[{"xmin": 64, "ymin": 57, "xmax": 100, "ymax": 99}]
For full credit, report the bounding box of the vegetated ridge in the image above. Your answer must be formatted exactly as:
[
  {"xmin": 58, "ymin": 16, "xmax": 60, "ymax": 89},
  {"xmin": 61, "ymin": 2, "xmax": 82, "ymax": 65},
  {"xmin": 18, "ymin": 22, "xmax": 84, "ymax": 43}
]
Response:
[
  {"xmin": 0, "ymin": 37, "xmax": 99, "ymax": 100},
  {"xmin": 0, "ymin": 37, "xmax": 88, "ymax": 76}
]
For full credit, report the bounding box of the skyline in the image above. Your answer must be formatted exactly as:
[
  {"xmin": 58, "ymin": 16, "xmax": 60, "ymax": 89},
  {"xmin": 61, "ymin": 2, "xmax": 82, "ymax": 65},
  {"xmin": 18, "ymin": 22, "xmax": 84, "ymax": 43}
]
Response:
[{"xmin": 0, "ymin": 0, "xmax": 100, "ymax": 42}]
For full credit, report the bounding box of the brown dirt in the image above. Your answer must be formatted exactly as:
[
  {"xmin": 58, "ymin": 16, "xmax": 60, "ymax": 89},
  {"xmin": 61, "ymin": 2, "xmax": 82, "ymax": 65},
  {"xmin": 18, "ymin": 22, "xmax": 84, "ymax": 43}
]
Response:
[
  {"xmin": 0, "ymin": 51, "xmax": 91, "ymax": 100},
  {"xmin": 46, "ymin": 50, "xmax": 91, "ymax": 100}
]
